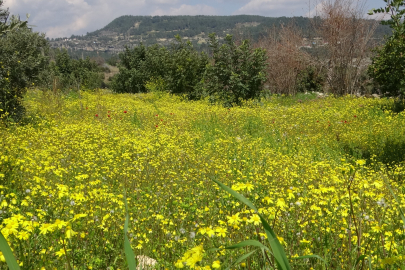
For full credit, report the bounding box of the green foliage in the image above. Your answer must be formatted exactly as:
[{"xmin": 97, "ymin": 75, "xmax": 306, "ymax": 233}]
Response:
[
  {"xmin": 368, "ymin": 0, "xmax": 405, "ymax": 96},
  {"xmin": 196, "ymin": 34, "xmax": 267, "ymax": 106},
  {"xmin": 111, "ymin": 37, "xmax": 208, "ymax": 97},
  {"xmin": 51, "ymin": 49, "xmax": 104, "ymax": 90},
  {"xmin": 296, "ymin": 66, "xmax": 324, "ymax": 93},
  {"xmin": 0, "ymin": 231, "xmax": 20, "ymax": 270},
  {"xmin": 0, "ymin": 25, "xmax": 49, "ymax": 122},
  {"xmin": 111, "ymin": 43, "xmax": 154, "ymax": 93},
  {"xmin": 106, "ymin": 54, "xmax": 119, "ymax": 66},
  {"xmin": 164, "ymin": 35, "xmax": 209, "ymax": 97},
  {"xmin": 0, "ymin": 1, "xmax": 27, "ymax": 36},
  {"xmin": 145, "ymin": 76, "xmax": 167, "ymax": 93}
]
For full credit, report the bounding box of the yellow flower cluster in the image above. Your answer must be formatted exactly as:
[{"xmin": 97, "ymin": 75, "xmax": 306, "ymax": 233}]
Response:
[{"xmin": 0, "ymin": 90, "xmax": 404, "ymax": 268}]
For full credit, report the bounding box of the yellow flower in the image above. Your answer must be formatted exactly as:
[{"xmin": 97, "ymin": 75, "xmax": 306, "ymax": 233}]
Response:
[
  {"xmin": 215, "ymin": 227, "xmax": 227, "ymax": 237},
  {"xmin": 179, "ymin": 244, "xmax": 204, "ymax": 268},
  {"xmin": 245, "ymin": 182, "xmax": 254, "ymax": 192},
  {"xmin": 248, "ymin": 214, "xmax": 261, "ymax": 226},
  {"xmin": 0, "ymin": 200, "xmax": 8, "ymax": 208},
  {"xmin": 2, "ymin": 220, "xmax": 19, "ymax": 236},
  {"xmin": 174, "ymin": 259, "xmax": 184, "ymax": 268},
  {"xmin": 300, "ymin": 238, "xmax": 311, "ymax": 244},
  {"xmin": 212, "ymin": 260, "xmax": 221, "ymax": 269},
  {"xmin": 40, "ymin": 224, "xmax": 55, "ymax": 235},
  {"xmin": 17, "ymin": 231, "xmax": 30, "ymax": 240},
  {"xmin": 65, "ymin": 228, "xmax": 77, "ymax": 239},
  {"xmin": 227, "ymin": 213, "xmax": 242, "ymax": 225},
  {"xmin": 55, "ymin": 248, "xmax": 67, "ymax": 257},
  {"xmin": 54, "ymin": 219, "xmax": 68, "ymax": 229},
  {"xmin": 276, "ymin": 198, "xmax": 286, "ymax": 209}
]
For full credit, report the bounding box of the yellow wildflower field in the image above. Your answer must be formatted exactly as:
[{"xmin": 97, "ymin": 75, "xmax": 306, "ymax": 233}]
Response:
[{"xmin": 1, "ymin": 90, "xmax": 405, "ymax": 269}]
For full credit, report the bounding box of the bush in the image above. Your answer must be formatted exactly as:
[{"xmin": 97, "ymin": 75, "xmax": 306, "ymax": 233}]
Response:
[
  {"xmin": 163, "ymin": 36, "xmax": 208, "ymax": 97},
  {"xmin": 111, "ymin": 36, "xmax": 208, "ymax": 98},
  {"xmin": 0, "ymin": 25, "xmax": 49, "ymax": 122},
  {"xmin": 368, "ymin": 0, "xmax": 405, "ymax": 96},
  {"xmin": 296, "ymin": 66, "xmax": 324, "ymax": 93},
  {"xmin": 50, "ymin": 49, "xmax": 104, "ymax": 91},
  {"xmin": 196, "ymin": 33, "xmax": 267, "ymax": 106}
]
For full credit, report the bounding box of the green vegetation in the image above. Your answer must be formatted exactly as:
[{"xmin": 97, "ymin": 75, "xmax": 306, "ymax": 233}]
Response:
[
  {"xmin": 195, "ymin": 34, "xmax": 267, "ymax": 106},
  {"xmin": 4, "ymin": 0, "xmax": 405, "ymax": 268},
  {"xmin": 111, "ymin": 36, "xmax": 208, "ymax": 97},
  {"xmin": 0, "ymin": 3, "xmax": 48, "ymax": 122},
  {"xmin": 49, "ymin": 49, "xmax": 105, "ymax": 91},
  {"xmin": 368, "ymin": 0, "xmax": 405, "ymax": 96}
]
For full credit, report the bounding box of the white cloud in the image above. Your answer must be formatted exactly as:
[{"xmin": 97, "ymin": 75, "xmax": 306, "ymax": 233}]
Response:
[
  {"xmin": 2, "ymin": 0, "xmax": 219, "ymax": 38},
  {"xmin": 234, "ymin": 0, "xmax": 306, "ymax": 16},
  {"xmin": 151, "ymin": 4, "xmax": 217, "ymax": 16}
]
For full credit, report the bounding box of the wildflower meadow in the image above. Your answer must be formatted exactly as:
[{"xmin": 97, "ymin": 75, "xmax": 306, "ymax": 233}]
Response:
[{"xmin": 1, "ymin": 90, "xmax": 405, "ymax": 269}]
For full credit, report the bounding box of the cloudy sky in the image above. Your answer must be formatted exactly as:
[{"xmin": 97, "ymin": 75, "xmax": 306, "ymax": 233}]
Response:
[{"xmin": 4, "ymin": 0, "xmax": 384, "ymax": 38}]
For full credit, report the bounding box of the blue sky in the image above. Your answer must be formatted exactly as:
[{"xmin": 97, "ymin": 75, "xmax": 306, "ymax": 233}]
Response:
[{"xmin": 3, "ymin": 0, "xmax": 386, "ymax": 38}]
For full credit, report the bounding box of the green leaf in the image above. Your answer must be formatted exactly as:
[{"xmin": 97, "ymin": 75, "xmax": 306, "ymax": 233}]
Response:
[
  {"xmin": 293, "ymin": 254, "xmax": 326, "ymax": 265},
  {"xmin": 0, "ymin": 232, "xmax": 20, "ymax": 270},
  {"xmin": 124, "ymin": 191, "xmax": 137, "ymax": 270},
  {"xmin": 211, "ymin": 178, "xmax": 291, "ymax": 270},
  {"xmin": 367, "ymin": 255, "xmax": 373, "ymax": 270},
  {"xmin": 225, "ymin": 249, "xmax": 258, "ymax": 270},
  {"xmin": 225, "ymin": 240, "xmax": 271, "ymax": 252},
  {"xmin": 352, "ymin": 255, "xmax": 367, "ymax": 270}
]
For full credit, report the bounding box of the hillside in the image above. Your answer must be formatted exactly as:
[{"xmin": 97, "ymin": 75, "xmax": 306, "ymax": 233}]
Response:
[{"xmin": 48, "ymin": 15, "xmax": 392, "ymax": 59}]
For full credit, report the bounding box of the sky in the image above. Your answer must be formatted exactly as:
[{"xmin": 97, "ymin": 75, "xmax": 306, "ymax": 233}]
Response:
[{"xmin": 3, "ymin": 0, "xmax": 386, "ymax": 38}]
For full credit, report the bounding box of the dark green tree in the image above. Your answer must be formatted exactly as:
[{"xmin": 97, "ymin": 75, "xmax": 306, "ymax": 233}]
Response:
[
  {"xmin": 368, "ymin": 0, "xmax": 405, "ymax": 96},
  {"xmin": 196, "ymin": 33, "xmax": 267, "ymax": 106},
  {"xmin": 111, "ymin": 37, "xmax": 208, "ymax": 97},
  {"xmin": 0, "ymin": 16, "xmax": 49, "ymax": 122},
  {"xmin": 51, "ymin": 49, "xmax": 104, "ymax": 90},
  {"xmin": 162, "ymin": 35, "xmax": 208, "ymax": 97}
]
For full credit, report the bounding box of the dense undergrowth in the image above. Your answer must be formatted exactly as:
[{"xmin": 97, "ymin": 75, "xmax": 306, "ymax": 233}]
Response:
[{"xmin": 1, "ymin": 90, "xmax": 405, "ymax": 269}]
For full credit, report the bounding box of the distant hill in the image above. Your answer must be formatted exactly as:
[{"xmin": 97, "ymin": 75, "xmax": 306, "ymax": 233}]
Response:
[{"xmin": 48, "ymin": 15, "xmax": 392, "ymax": 60}]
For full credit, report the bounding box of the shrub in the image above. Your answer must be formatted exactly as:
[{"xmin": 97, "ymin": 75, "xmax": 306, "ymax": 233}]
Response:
[
  {"xmin": 163, "ymin": 36, "xmax": 208, "ymax": 97},
  {"xmin": 111, "ymin": 36, "xmax": 208, "ymax": 98},
  {"xmin": 0, "ymin": 23, "xmax": 49, "ymax": 122},
  {"xmin": 196, "ymin": 33, "xmax": 267, "ymax": 106},
  {"xmin": 368, "ymin": 0, "xmax": 405, "ymax": 96},
  {"xmin": 50, "ymin": 49, "xmax": 104, "ymax": 91},
  {"xmin": 111, "ymin": 43, "xmax": 157, "ymax": 94},
  {"xmin": 296, "ymin": 66, "xmax": 325, "ymax": 93}
]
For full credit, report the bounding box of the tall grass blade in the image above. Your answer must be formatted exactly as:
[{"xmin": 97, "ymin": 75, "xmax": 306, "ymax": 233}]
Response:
[
  {"xmin": 293, "ymin": 254, "xmax": 326, "ymax": 266},
  {"xmin": 124, "ymin": 191, "xmax": 137, "ymax": 270},
  {"xmin": 0, "ymin": 232, "xmax": 20, "ymax": 270},
  {"xmin": 225, "ymin": 239, "xmax": 271, "ymax": 252},
  {"xmin": 225, "ymin": 249, "xmax": 258, "ymax": 270},
  {"xmin": 352, "ymin": 254, "xmax": 367, "ymax": 270},
  {"xmin": 367, "ymin": 255, "xmax": 372, "ymax": 270},
  {"xmin": 212, "ymin": 178, "xmax": 291, "ymax": 270}
]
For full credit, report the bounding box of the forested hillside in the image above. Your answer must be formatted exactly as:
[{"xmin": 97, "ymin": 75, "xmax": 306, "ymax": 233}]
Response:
[{"xmin": 49, "ymin": 15, "xmax": 392, "ymax": 59}]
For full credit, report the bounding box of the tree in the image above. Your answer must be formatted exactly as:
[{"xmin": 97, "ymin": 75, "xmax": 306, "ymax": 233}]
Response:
[
  {"xmin": 0, "ymin": 0, "xmax": 28, "ymax": 35},
  {"xmin": 196, "ymin": 33, "xmax": 267, "ymax": 106},
  {"xmin": 0, "ymin": 26, "xmax": 49, "ymax": 122},
  {"xmin": 368, "ymin": 0, "xmax": 405, "ymax": 96},
  {"xmin": 50, "ymin": 49, "xmax": 104, "ymax": 90}
]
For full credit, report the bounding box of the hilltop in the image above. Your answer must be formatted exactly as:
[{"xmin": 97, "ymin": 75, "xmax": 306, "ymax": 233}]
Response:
[{"xmin": 48, "ymin": 15, "xmax": 392, "ymax": 59}]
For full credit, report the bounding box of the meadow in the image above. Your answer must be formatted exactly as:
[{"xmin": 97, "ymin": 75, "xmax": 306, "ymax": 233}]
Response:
[{"xmin": 1, "ymin": 90, "xmax": 405, "ymax": 269}]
